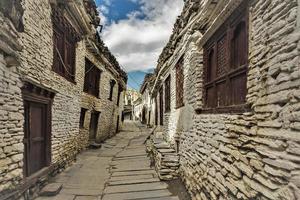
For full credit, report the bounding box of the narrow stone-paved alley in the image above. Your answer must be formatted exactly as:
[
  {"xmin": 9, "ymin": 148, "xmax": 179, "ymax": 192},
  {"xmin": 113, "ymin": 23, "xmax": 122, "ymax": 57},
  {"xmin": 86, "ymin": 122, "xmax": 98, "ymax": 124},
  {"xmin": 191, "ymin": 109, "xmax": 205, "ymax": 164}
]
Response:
[{"xmin": 36, "ymin": 121, "xmax": 186, "ymax": 200}]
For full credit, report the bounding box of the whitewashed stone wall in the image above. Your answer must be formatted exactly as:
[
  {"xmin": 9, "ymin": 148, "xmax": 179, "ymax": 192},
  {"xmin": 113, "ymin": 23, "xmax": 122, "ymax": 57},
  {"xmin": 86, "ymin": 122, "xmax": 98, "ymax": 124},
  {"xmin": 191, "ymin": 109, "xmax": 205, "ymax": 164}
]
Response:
[{"xmin": 154, "ymin": 0, "xmax": 300, "ymax": 199}]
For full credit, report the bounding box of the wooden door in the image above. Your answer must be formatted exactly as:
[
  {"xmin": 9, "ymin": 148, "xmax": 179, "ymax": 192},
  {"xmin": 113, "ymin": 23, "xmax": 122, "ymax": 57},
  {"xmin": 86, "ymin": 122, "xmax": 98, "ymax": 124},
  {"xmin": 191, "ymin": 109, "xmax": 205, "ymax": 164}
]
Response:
[
  {"xmin": 24, "ymin": 101, "xmax": 49, "ymax": 176},
  {"xmin": 89, "ymin": 112, "xmax": 100, "ymax": 140}
]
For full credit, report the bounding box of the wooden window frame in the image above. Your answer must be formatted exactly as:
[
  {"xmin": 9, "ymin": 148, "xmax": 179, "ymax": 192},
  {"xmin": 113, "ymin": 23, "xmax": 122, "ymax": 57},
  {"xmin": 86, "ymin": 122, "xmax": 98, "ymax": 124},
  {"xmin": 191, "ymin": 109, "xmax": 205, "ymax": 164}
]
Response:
[
  {"xmin": 83, "ymin": 58, "xmax": 102, "ymax": 98},
  {"xmin": 202, "ymin": 3, "xmax": 250, "ymax": 114},
  {"xmin": 117, "ymin": 85, "xmax": 122, "ymax": 106},
  {"xmin": 22, "ymin": 82, "xmax": 55, "ymax": 180},
  {"xmin": 52, "ymin": 8, "xmax": 79, "ymax": 83},
  {"xmin": 176, "ymin": 58, "xmax": 184, "ymax": 109},
  {"xmin": 164, "ymin": 75, "xmax": 171, "ymax": 112},
  {"xmin": 79, "ymin": 108, "xmax": 87, "ymax": 128},
  {"xmin": 108, "ymin": 80, "xmax": 116, "ymax": 101}
]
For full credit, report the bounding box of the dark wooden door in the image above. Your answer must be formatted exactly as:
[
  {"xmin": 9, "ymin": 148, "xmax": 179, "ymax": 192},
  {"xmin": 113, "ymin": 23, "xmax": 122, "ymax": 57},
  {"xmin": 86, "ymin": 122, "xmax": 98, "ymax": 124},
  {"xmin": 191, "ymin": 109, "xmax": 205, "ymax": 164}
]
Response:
[
  {"xmin": 89, "ymin": 112, "xmax": 100, "ymax": 140},
  {"xmin": 24, "ymin": 101, "xmax": 48, "ymax": 176}
]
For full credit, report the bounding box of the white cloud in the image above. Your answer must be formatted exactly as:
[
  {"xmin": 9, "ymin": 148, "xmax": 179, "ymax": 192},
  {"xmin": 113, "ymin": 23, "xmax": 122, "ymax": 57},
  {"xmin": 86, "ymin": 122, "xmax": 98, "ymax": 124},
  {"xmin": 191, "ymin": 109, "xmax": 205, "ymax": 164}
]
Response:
[{"xmin": 99, "ymin": 0, "xmax": 184, "ymax": 72}]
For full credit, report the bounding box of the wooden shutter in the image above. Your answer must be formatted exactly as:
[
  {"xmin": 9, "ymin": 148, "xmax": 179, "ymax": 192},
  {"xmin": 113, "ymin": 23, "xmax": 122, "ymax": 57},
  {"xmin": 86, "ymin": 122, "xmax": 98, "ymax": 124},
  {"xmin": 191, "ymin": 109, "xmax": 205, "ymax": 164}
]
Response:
[
  {"xmin": 202, "ymin": 2, "xmax": 249, "ymax": 113},
  {"xmin": 53, "ymin": 27, "xmax": 64, "ymax": 74},
  {"xmin": 165, "ymin": 75, "xmax": 171, "ymax": 112},
  {"xmin": 176, "ymin": 58, "xmax": 184, "ymax": 108}
]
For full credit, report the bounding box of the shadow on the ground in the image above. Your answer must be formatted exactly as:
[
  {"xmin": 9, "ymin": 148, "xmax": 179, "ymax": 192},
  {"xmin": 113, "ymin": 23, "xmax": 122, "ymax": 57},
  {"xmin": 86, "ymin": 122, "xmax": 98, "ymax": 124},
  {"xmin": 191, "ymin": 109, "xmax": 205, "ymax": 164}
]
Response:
[{"xmin": 166, "ymin": 178, "xmax": 192, "ymax": 200}]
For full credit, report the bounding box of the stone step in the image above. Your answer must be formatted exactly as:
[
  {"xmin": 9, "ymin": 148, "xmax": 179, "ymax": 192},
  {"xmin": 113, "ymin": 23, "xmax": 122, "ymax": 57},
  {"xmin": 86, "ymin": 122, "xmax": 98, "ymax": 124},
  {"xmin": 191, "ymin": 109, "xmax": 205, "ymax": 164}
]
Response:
[
  {"xmin": 102, "ymin": 189, "xmax": 172, "ymax": 200},
  {"xmin": 111, "ymin": 166, "xmax": 152, "ymax": 172},
  {"xmin": 108, "ymin": 178, "xmax": 160, "ymax": 186},
  {"xmin": 89, "ymin": 142, "xmax": 102, "ymax": 149},
  {"xmin": 39, "ymin": 183, "xmax": 62, "ymax": 197},
  {"xmin": 104, "ymin": 182, "xmax": 168, "ymax": 194},
  {"xmin": 110, "ymin": 174, "xmax": 154, "ymax": 181}
]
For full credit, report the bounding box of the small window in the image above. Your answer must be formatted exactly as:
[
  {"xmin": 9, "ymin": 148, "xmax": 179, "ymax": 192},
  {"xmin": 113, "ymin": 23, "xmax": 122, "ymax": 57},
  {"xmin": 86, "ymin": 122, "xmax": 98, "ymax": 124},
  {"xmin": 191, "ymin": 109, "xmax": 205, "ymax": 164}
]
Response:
[
  {"xmin": 203, "ymin": 3, "xmax": 248, "ymax": 113},
  {"xmin": 117, "ymin": 85, "xmax": 122, "ymax": 106},
  {"xmin": 159, "ymin": 87, "xmax": 163, "ymax": 125},
  {"xmin": 83, "ymin": 58, "xmax": 101, "ymax": 97},
  {"xmin": 108, "ymin": 80, "xmax": 116, "ymax": 101},
  {"xmin": 165, "ymin": 75, "xmax": 171, "ymax": 112},
  {"xmin": 79, "ymin": 108, "xmax": 87, "ymax": 128},
  {"xmin": 176, "ymin": 58, "xmax": 184, "ymax": 108}
]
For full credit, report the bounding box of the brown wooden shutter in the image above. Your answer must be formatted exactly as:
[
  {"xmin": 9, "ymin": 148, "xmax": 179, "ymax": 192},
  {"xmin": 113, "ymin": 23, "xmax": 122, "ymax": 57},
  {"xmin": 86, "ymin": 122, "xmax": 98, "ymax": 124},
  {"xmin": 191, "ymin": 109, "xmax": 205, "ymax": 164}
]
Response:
[
  {"xmin": 202, "ymin": 2, "xmax": 249, "ymax": 113},
  {"xmin": 165, "ymin": 75, "xmax": 171, "ymax": 112},
  {"xmin": 176, "ymin": 58, "xmax": 184, "ymax": 108}
]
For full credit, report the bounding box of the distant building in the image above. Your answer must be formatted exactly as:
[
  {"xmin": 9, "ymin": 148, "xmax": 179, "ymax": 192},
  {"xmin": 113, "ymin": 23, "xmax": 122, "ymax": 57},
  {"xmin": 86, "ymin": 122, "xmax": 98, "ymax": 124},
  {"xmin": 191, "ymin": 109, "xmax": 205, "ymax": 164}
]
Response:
[
  {"xmin": 123, "ymin": 89, "xmax": 141, "ymax": 120},
  {"xmin": 139, "ymin": 73, "xmax": 155, "ymax": 126}
]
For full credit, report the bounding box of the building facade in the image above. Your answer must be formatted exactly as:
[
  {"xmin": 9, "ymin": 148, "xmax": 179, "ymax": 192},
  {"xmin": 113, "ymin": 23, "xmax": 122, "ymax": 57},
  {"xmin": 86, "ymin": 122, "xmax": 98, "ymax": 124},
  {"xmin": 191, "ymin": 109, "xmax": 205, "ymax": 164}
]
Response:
[
  {"xmin": 148, "ymin": 0, "xmax": 300, "ymax": 199},
  {"xmin": 123, "ymin": 89, "xmax": 141, "ymax": 121},
  {"xmin": 0, "ymin": 1, "xmax": 126, "ymax": 199},
  {"xmin": 140, "ymin": 73, "xmax": 155, "ymax": 125}
]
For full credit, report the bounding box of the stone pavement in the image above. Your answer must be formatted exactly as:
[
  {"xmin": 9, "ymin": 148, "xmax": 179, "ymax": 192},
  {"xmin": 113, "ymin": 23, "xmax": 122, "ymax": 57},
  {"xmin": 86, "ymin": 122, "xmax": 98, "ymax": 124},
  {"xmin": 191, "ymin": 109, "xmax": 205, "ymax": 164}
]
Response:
[{"xmin": 36, "ymin": 121, "xmax": 181, "ymax": 200}]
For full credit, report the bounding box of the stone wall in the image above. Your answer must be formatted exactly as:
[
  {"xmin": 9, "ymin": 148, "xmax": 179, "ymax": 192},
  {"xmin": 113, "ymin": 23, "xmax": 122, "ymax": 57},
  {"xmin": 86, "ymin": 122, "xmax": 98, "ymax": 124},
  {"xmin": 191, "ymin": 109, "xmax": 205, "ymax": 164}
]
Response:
[
  {"xmin": 0, "ymin": 0, "xmax": 126, "ymax": 198},
  {"xmin": 0, "ymin": 53, "xmax": 24, "ymax": 195},
  {"xmin": 80, "ymin": 47, "xmax": 125, "ymax": 142},
  {"xmin": 0, "ymin": 2, "xmax": 24, "ymax": 198},
  {"xmin": 151, "ymin": 0, "xmax": 300, "ymax": 199}
]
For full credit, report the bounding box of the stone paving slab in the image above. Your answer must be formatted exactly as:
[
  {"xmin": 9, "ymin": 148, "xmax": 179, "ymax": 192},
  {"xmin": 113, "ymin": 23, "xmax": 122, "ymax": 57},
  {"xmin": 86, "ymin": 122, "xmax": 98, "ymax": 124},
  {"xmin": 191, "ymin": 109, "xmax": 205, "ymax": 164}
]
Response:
[
  {"xmin": 111, "ymin": 166, "xmax": 152, "ymax": 172},
  {"xmin": 60, "ymin": 188, "xmax": 102, "ymax": 196},
  {"xmin": 113, "ymin": 155, "xmax": 147, "ymax": 160},
  {"xmin": 102, "ymin": 189, "xmax": 172, "ymax": 200},
  {"xmin": 104, "ymin": 182, "xmax": 169, "ymax": 194},
  {"xmin": 36, "ymin": 194, "xmax": 75, "ymax": 200},
  {"xmin": 112, "ymin": 169, "xmax": 155, "ymax": 177},
  {"xmin": 35, "ymin": 122, "xmax": 183, "ymax": 200},
  {"xmin": 74, "ymin": 196, "xmax": 99, "ymax": 200},
  {"xmin": 110, "ymin": 174, "xmax": 154, "ymax": 181},
  {"xmin": 108, "ymin": 177, "xmax": 160, "ymax": 186},
  {"xmin": 142, "ymin": 197, "xmax": 180, "ymax": 200}
]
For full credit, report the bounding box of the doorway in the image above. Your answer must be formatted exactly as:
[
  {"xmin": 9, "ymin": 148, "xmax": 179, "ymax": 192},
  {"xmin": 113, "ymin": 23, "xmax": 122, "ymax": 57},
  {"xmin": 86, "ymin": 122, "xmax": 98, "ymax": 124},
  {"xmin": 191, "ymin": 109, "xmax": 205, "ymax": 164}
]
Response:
[
  {"xmin": 89, "ymin": 111, "xmax": 100, "ymax": 141},
  {"xmin": 23, "ymin": 83, "xmax": 53, "ymax": 177}
]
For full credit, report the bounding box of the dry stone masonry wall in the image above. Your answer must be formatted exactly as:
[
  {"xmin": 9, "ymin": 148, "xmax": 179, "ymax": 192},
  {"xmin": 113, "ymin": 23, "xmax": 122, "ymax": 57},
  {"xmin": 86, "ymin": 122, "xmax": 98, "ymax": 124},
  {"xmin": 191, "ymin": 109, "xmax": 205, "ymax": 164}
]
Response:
[
  {"xmin": 149, "ymin": 0, "xmax": 300, "ymax": 199},
  {"xmin": 0, "ymin": 0, "xmax": 127, "ymax": 199}
]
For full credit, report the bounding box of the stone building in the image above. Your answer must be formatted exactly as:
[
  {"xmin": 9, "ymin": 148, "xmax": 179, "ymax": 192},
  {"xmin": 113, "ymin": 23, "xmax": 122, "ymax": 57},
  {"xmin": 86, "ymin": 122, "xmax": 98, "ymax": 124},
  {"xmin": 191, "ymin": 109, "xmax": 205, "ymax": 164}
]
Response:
[
  {"xmin": 132, "ymin": 97, "xmax": 142, "ymax": 121},
  {"xmin": 140, "ymin": 73, "xmax": 155, "ymax": 125},
  {"xmin": 147, "ymin": 0, "xmax": 300, "ymax": 199},
  {"xmin": 0, "ymin": 0, "xmax": 126, "ymax": 199},
  {"xmin": 123, "ymin": 89, "xmax": 141, "ymax": 120}
]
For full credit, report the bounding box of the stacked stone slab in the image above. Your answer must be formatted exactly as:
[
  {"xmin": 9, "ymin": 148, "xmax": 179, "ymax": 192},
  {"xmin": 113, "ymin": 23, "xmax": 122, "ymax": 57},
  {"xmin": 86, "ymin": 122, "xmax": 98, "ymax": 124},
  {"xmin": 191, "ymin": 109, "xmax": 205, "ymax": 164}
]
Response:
[
  {"xmin": 146, "ymin": 132, "xmax": 179, "ymax": 180},
  {"xmin": 145, "ymin": 0, "xmax": 300, "ymax": 199}
]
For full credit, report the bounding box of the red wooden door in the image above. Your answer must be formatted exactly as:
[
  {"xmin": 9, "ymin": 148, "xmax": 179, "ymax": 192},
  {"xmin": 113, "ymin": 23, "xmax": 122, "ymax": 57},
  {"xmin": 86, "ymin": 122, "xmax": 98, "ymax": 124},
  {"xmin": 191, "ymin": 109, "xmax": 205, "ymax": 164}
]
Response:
[{"xmin": 24, "ymin": 101, "xmax": 48, "ymax": 176}]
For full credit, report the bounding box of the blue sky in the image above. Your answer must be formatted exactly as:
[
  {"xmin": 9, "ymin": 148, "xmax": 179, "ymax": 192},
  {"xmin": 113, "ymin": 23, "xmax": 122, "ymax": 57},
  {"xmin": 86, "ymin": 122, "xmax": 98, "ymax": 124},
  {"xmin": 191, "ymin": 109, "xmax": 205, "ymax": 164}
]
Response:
[
  {"xmin": 96, "ymin": 0, "xmax": 143, "ymax": 23},
  {"xmin": 96, "ymin": 0, "xmax": 183, "ymax": 90}
]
